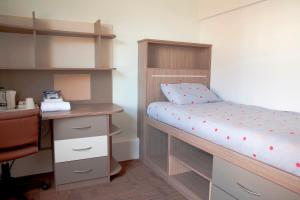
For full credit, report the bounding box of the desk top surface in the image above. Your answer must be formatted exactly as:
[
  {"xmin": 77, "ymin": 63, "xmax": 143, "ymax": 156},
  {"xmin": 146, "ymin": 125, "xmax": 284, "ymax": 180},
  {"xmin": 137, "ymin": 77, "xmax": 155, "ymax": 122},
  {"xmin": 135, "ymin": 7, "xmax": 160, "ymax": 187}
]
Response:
[{"xmin": 41, "ymin": 103, "xmax": 123, "ymax": 120}]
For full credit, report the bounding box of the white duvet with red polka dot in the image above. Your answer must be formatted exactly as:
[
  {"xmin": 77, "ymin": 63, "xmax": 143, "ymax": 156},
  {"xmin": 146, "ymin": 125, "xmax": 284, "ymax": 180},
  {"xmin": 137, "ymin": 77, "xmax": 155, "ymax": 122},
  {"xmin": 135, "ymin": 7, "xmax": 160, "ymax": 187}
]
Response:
[{"xmin": 147, "ymin": 101, "xmax": 300, "ymax": 177}]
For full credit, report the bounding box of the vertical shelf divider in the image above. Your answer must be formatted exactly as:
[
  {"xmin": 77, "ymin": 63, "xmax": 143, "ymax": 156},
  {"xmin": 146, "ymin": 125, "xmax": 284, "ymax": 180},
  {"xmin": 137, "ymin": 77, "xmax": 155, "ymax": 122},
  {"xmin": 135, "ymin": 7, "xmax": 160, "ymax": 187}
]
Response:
[
  {"xmin": 32, "ymin": 11, "xmax": 37, "ymax": 69},
  {"xmin": 94, "ymin": 20, "xmax": 102, "ymax": 68}
]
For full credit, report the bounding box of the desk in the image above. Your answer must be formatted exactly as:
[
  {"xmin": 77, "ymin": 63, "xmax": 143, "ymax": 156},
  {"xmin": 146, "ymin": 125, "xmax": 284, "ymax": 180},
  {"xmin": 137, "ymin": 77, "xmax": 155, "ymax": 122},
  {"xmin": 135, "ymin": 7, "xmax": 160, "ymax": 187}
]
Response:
[{"xmin": 41, "ymin": 103, "xmax": 123, "ymax": 190}]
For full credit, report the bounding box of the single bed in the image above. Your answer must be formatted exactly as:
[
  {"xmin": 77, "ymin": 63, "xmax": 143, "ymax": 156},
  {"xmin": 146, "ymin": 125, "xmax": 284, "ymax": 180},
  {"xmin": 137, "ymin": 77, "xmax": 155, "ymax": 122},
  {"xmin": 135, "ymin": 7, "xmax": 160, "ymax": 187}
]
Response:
[
  {"xmin": 148, "ymin": 101, "xmax": 300, "ymax": 177},
  {"xmin": 138, "ymin": 39, "xmax": 300, "ymax": 199}
]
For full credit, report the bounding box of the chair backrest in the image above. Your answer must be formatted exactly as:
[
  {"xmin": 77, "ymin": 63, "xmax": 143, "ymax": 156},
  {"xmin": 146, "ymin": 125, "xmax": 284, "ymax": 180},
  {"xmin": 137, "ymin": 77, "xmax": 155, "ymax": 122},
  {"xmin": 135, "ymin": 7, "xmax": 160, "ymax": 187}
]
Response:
[{"xmin": 0, "ymin": 108, "xmax": 39, "ymax": 149}]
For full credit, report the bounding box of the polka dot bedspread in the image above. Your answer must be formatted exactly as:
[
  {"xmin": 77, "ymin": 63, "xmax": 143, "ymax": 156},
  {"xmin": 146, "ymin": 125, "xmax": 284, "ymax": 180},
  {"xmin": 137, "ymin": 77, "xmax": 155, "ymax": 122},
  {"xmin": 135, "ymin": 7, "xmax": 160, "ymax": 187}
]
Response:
[{"xmin": 147, "ymin": 101, "xmax": 300, "ymax": 177}]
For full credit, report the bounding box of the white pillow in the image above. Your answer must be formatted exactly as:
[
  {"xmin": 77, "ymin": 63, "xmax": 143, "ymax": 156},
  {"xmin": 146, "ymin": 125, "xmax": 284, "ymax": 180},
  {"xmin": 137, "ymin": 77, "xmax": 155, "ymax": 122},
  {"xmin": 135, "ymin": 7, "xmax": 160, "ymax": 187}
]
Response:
[{"xmin": 160, "ymin": 83, "xmax": 221, "ymax": 105}]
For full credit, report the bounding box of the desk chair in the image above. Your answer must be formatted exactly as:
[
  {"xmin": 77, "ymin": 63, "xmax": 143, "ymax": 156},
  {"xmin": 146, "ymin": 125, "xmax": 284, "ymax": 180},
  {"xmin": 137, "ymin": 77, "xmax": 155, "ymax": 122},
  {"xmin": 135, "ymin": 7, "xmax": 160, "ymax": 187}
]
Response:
[{"xmin": 0, "ymin": 109, "xmax": 49, "ymax": 200}]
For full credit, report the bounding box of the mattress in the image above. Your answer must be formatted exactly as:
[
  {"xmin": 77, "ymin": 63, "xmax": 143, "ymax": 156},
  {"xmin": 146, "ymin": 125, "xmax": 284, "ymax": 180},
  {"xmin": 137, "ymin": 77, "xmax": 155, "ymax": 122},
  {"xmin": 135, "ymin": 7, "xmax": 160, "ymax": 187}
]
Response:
[{"xmin": 147, "ymin": 101, "xmax": 300, "ymax": 177}]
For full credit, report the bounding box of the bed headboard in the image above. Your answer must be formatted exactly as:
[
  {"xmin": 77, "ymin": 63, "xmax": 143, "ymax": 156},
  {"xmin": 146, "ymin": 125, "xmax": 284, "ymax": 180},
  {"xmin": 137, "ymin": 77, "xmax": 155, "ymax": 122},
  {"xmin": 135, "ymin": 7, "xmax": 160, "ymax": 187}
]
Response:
[
  {"xmin": 138, "ymin": 39, "xmax": 212, "ymax": 107},
  {"xmin": 146, "ymin": 68, "xmax": 210, "ymax": 105}
]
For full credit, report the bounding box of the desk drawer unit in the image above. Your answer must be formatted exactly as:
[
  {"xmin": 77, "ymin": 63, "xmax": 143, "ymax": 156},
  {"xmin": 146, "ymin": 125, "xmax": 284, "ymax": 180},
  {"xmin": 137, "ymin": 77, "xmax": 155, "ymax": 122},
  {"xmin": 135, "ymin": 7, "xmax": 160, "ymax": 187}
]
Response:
[
  {"xmin": 53, "ymin": 115, "xmax": 110, "ymax": 188},
  {"xmin": 54, "ymin": 136, "xmax": 107, "ymax": 163},
  {"xmin": 212, "ymin": 157, "xmax": 300, "ymax": 200},
  {"xmin": 53, "ymin": 115, "xmax": 108, "ymax": 140},
  {"xmin": 55, "ymin": 157, "xmax": 108, "ymax": 185}
]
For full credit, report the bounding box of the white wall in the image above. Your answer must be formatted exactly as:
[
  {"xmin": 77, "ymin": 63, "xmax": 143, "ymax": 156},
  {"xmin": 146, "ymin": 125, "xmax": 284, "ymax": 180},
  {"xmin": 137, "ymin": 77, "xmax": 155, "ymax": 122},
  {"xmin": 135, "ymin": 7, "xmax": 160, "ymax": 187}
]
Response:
[
  {"xmin": 199, "ymin": 0, "xmax": 300, "ymax": 112},
  {"xmin": 198, "ymin": 0, "xmax": 263, "ymax": 19},
  {"xmin": 0, "ymin": 0, "xmax": 200, "ymax": 146}
]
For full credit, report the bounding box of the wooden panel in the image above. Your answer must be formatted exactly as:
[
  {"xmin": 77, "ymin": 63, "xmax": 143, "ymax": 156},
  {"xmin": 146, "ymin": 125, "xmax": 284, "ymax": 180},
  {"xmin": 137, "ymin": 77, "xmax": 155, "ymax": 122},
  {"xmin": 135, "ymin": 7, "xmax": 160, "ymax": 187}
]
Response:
[
  {"xmin": 94, "ymin": 20, "xmax": 102, "ymax": 67},
  {"xmin": 147, "ymin": 117, "xmax": 300, "ymax": 195},
  {"xmin": 0, "ymin": 14, "xmax": 33, "ymax": 34},
  {"xmin": 138, "ymin": 39, "xmax": 212, "ymax": 48},
  {"xmin": 148, "ymin": 44, "xmax": 211, "ymax": 69},
  {"xmin": 54, "ymin": 135, "xmax": 108, "ymax": 163},
  {"xmin": 0, "ymin": 33, "xmax": 35, "ymax": 68},
  {"xmin": 36, "ymin": 35, "xmax": 95, "ymax": 68},
  {"xmin": 54, "ymin": 74, "xmax": 91, "ymax": 101},
  {"xmin": 146, "ymin": 125, "xmax": 168, "ymax": 173},
  {"xmin": 99, "ymin": 38, "xmax": 113, "ymax": 68},
  {"xmin": 35, "ymin": 18, "xmax": 97, "ymax": 38},
  {"xmin": 146, "ymin": 68, "xmax": 210, "ymax": 105}
]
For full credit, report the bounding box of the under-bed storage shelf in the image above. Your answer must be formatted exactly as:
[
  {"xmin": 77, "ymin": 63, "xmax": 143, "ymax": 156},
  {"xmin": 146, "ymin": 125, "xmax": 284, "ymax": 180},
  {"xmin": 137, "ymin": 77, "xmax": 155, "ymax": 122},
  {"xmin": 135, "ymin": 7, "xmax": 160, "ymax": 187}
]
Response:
[
  {"xmin": 170, "ymin": 157, "xmax": 210, "ymax": 200},
  {"xmin": 171, "ymin": 137, "xmax": 213, "ymax": 180},
  {"xmin": 146, "ymin": 125, "xmax": 168, "ymax": 173},
  {"xmin": 169, "ymin": 136, "xmax": 212, "ymax": 200}
]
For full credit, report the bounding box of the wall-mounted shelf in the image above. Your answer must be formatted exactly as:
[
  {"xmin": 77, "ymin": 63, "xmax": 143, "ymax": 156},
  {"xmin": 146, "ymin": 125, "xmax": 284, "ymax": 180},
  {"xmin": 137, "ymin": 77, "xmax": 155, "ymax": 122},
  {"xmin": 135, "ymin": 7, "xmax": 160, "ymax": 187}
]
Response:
[
  {"xmin": 0, "ymin": 67, "xmax": 116, "ymax": 71},
  {"xmin": 101, "ymin": 34, "xmax": 116, "ymax": 39},
  {"xmin": 0, "ymin": 12, "xmax": 116, "ymax": 70},
  {"xmin": 0, "ymin": 23, "xmax": 116, "ymax": 39},
  {"xmin": 0, "ymin": 24, "xmax": 34, "ymax": 34}
]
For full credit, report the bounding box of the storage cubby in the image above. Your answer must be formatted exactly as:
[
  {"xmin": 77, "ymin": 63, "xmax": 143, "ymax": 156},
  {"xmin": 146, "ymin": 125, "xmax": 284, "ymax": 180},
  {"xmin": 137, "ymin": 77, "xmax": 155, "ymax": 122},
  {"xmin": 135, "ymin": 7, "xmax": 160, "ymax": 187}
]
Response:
[
  {"xmin": 0, "ymin": 32, "xmax": 35, "ymax": 68},
  {"xmin": 147, "ymin": 42, "xmax": 211, "ymax": 69},
  {"xmin": 146, "ymin": 125, "xmax": 168, "ymax": 173},
  {"xmin": 171, "ymin": 136, "xmax": 213, "ymax": 180},
  {"xmin": 170, "ymin": 157, "xmax": 210, "ymax": 200}
]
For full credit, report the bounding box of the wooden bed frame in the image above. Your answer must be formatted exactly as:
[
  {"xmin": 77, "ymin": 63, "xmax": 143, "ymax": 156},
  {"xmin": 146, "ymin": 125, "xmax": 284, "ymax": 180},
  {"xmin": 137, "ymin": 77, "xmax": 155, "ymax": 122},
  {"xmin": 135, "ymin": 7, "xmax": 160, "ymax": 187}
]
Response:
[{"xmin": 138, "ymin": 39, "xmax": 300, "ymax": 199}]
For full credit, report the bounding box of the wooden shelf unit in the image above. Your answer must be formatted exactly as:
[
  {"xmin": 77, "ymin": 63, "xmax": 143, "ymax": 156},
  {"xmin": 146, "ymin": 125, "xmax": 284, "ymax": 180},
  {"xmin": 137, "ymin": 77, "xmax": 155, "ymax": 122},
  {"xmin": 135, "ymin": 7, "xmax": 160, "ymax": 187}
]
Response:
[{"xmin": 0, "ymin": 12, "xmax": 116, "ymax": 70}]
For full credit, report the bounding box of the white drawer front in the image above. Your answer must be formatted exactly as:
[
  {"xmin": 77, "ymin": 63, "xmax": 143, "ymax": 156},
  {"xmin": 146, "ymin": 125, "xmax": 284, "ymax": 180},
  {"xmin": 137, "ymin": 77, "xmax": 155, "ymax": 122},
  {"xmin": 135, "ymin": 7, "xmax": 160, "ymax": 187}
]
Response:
[
  {"xmin": 54, "ymin": 136, "xmax": 107, "ymax": 163},
  {"xmin": 213, "ymin": 157, "xmax": 300, "ymax": 200}
]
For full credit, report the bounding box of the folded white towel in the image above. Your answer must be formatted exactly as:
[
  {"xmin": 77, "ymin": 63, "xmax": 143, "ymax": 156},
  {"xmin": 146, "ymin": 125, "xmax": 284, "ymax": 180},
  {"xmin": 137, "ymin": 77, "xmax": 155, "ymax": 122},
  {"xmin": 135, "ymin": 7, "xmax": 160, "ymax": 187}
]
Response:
[
  {"xmin": 41, "ymin": 101, "xmax": 71, "ymax": 112},
  {"xmin": 43, "ymin": 98, "xmax": 63, "ymax": 103}
]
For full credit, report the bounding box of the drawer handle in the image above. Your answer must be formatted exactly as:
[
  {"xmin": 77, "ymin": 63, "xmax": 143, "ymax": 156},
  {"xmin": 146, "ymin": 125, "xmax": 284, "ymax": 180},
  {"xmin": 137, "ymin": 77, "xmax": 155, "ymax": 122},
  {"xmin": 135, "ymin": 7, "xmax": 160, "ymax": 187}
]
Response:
[
  {"xmin": 72, "ymin": 169, "xmax": 93, "ymax": 174},
  {"xmin": 72, "ymin": 125, "xmax": 92, "ymax": 130},
  {"xmin": 72, "ymin": 147, "xmax": 92, "ymax": 151},
  {"xmin": 237, "ymin": 182, "xmax": 261, "ymax": 197}
]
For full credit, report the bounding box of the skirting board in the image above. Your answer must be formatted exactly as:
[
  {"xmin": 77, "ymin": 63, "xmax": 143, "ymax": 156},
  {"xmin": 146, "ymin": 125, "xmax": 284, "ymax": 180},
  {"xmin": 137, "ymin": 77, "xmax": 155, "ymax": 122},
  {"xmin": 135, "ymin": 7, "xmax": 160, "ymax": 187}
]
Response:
[{"xmin": 2, "ymin": 138, "xmax": 139, "ymax": 177}]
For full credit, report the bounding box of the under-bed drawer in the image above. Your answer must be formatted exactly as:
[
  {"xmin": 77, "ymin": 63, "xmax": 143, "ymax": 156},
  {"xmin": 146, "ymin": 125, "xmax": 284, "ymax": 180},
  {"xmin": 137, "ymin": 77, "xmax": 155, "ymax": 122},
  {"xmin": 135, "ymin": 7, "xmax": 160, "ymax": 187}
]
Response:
[
  {"xmin": 212, "ymin": 157, "xmax": 300, "ymax": 200},
  {"xmin": 211, "ymin": 185, "xmax": 236, "ymax": 200},
  {"xmin": 55, "ymin": 157, "xmax": 108, "ymax": 185},
  {"xmin": 53, "ymin": 115, "xmax": 108, "ymax": 140},
  {"xmin": 54, "ymin": 136, "xmax": 107, "ymax": 163}
]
